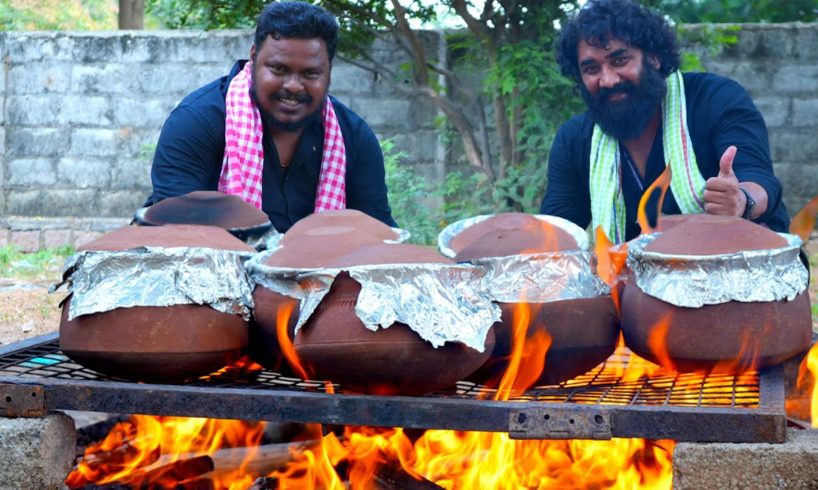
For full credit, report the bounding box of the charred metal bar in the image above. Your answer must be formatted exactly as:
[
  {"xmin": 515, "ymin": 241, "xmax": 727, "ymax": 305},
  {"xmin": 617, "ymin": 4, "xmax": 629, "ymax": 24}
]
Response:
[{"xmin": 0, "ymin": 333, "xmax": 789, "ymax": 444}]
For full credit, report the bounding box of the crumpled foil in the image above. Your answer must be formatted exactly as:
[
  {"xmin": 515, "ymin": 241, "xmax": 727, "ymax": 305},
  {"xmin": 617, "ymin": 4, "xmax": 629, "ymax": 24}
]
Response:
[
  {"xmin": 470, "ymin": 251, "xmax": 610, "ymax": 303},
  {"xmin": 437, "ymin": 214, "xmax": 590, "ymax": 258},
  {"xmin": 437, "ymin": 214, "xmax": 607, "ymax": 303},
  {"xmin": 627, "ymin": 233, "xmax": 808, "ymax": 307},
  {"xmin": 51, "ymin": 247, "xmax": 255, "ymax": 321},
  {"xmin": 246, "ymin": 251, "xmax": 500, "ymax": 352}
]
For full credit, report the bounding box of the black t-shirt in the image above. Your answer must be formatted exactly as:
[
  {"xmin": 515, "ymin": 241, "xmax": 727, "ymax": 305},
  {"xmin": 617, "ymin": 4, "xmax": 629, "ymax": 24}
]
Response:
[
  {"xmin": 540, "ymin": 72, "xmax": 789, "ymax": 241},
  {"xmin": 148, "ymin": 60, "xmax": 396, "ymax": 233}
]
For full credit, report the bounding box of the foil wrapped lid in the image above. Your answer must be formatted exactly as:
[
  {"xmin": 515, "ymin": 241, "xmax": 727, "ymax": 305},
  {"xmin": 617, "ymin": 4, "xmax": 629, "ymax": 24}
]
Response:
[
  {"xmin": 437, "ymin": 214, "xmax": 607, "ymax": 303},
  {"xmin": 438, "ymin": 213, "xmax": 590, "ymax": 258},
  {"xmin": 51, "ymin": 225, "xmax": 255, "ymax": 320},
  {"xmin": 627, "ymin": 231, "xmax": 807, "ymax": 308},
  {"xmin": 247, "ymin": 243, "xmax": 500, "ymax": 352}
]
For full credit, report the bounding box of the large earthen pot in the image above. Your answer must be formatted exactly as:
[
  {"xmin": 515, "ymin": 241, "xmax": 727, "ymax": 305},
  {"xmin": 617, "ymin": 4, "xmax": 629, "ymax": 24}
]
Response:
[
  {"xmin": 249, "ymin": 225, "xmax": 385, "ymax": 372},
  {"xmin": 450, "ymin": 214, "xmax": 619, "ymax": 386},
  {"xmin": 472, "ymin": 296, "xmax": 619, "ymax": 386},
  {"xmin": 620, "ymin": 215, "xmax": 812, "ymax": 372},
  {"xmin": 282, "ymin": 209, "xmax": 399, "ymax": 245},
  {"xmin": 293, "ymin": 243, "xmax": 497, "ymax": 395},
  {"xmin": 59, "ymin": 224, "xmax": 253, "ymax": 381},
  {"xmin": 134, "ymin": 191, "xmax": 273, "ymax": 243}
]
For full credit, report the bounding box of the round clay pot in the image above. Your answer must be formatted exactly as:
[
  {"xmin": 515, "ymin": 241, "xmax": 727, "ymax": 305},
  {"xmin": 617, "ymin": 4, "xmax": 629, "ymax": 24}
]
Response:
[
  {"xmin": 60, "ymin": 301, "xmax": 248, "ymax": 381},
  {"xmin": 450, "ymin": 213, "xmax": 544, "ymax": 254},
  {"xmin": 294, "ymin": 272, "xmax": 496, "ymax": 395},
  {"xmin": 282, "ymin": 209, "xmax": 398, "ymax": 244},
  {"xmin": 621, "ymin": 215, "xmax": 809, "ymax": 372},
  {"xmin": 59, "ymin": 224, "xmax": 253, "ymax": 381},
  {"xmin": 621, "ymin": 285, "xmax": 812, "ymax": 372},
  {"xmin": 134, "ymin": 191, "xmax": 273, "ymax": 243},
  {"xmin": 468, "ymin": 296, "xmax": 619, "ymax": 386}
]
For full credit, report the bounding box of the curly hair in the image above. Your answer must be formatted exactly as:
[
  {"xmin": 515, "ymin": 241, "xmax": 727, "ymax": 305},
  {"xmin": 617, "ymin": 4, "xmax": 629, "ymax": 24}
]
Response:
[
  {"xmin": 556, "ymin": 0, "xmax": 680, "ymax": 84},
  {"xmin": 254, "ymin": 2, "xmax": 339, "ymax": 61}
]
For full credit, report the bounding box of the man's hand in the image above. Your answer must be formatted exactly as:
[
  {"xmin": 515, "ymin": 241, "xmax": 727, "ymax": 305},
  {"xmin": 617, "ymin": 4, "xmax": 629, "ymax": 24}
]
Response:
[{"xmin": 703, "ymin": 145, "xmax": 746, "ymax": 217}]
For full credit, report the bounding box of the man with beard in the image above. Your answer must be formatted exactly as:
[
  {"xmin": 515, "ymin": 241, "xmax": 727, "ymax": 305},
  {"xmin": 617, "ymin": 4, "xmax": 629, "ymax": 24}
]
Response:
[
  {"xmin": 147, "ymin": 2, "xmax": 396, "ymax": 232},
  {"xmin": 539, "ymin": 0, "xmax": 789, "ymax": 243}
]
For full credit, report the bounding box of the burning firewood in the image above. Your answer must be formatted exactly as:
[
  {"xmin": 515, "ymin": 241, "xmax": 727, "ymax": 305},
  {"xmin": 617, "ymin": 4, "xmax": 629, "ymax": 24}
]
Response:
[
  {"xmin": 373, "ymin": 463, "xmax": 444, "ymax": 490},
  {"xmin": 119, "ymin": 454, "xmax": 215, "ymax": 487}
]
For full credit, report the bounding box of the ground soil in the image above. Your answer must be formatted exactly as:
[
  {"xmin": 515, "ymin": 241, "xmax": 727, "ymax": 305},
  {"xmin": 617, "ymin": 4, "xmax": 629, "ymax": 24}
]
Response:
[{"xmin": 0, "ymin": 240, "xmax": 817, "ymax": 347}]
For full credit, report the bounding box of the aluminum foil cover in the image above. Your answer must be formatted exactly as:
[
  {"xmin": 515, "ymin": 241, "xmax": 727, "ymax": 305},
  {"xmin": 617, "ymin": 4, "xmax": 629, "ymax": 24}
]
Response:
[
  {"xmin": 53, "ymin": 247, "xmax": 255, "ymax": 321},
  {"xmin": 437, "ymin": 214, "xmax": 606, "ymax": 303},
  {"xmin": 470, "ymin": 251, "xmax": 610, "ymax": 303},
  {"xmin": 246, "ymin": 251, "xmax": 500, "ymax": 352},
  {"xmin": 437, "ymin": 214, "xmax": 591, "ymax": 258},
  {"xmin": 627, "ymin": 233, "xmax": 808, "ymax": 307}
]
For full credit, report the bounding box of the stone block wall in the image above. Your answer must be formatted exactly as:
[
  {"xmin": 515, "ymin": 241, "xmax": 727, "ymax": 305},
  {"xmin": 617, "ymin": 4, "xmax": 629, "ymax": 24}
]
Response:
[
  {"xmin": 692, "ymin": 23, "xmax": 818, "ymax": 217},
  {"xmin": 1, "ymin": 24, "xmax": 817, "ymax": 250},
  {"xmin": 0, "ymin": 30, "xmax": 443, "ymax": 249}
]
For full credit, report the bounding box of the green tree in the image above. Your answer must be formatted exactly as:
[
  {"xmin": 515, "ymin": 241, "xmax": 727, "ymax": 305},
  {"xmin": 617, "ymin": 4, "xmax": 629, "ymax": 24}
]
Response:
[{"xmin": 647, "ymin": 0, "xmax": 817, "ymax": 22}]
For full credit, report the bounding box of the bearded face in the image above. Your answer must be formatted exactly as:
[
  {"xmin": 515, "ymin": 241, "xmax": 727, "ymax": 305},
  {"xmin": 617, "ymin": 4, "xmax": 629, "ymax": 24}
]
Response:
[{"xmin": 580, "ymin": 58, "xmax": 667, "ymax": 141}]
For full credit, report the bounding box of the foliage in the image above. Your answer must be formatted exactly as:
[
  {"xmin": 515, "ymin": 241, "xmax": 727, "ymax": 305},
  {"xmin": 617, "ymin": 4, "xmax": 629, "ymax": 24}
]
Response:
[
  {"xmin": 145, "ymin": 0, "xmax": 260, "ymax": 29},
  {"xmin": 0, "ymin": 245, "xmax": 74, "ymax": 280},
  {"xmin": 382, "ymin": 140, "xmax": 439, "ymax": 245},
  {"xmin": 648, "ymin": 0, "xmax": 817, "ymax": 23},
  {"xmin": 0, "ymin": 0, "xmax": 117, "ymax": 30}
]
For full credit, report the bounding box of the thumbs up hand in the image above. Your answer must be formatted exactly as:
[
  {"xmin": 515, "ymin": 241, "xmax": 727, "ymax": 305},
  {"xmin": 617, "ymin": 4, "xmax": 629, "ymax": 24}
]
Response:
[{"xmin": 703, "ymin": 145, "xmax": 745, "ymax": 216}]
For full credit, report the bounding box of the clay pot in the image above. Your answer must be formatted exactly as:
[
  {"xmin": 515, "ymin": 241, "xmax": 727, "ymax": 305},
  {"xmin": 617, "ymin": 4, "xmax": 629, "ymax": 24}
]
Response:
[
  {"xmin": 294, "ymin": 272, "xmax": 496, "ymax": 395},
  {"xmin": 60, "ymin": 302, "xmax": 248, "ymax": 381},
  {"xmin": 621, "ymin": 286, "xmax": 812, "ymax": 372},
  {"xmin": 134, "ymin": 191, "xmax": 273, "ymax": 243},
  {"xmin": 620, "ymin": 215, "xmax": 811, "ymax": 372},
  {"xmin": 59, "ymin": 224, "xmax": 253, "ymax": 381},
  {"xmin": 645, "ymin": 214, "xmax": 787, "ymax": 255},
  {"xmin": 449, "ymin": 214, "xmax": 615, "ymax": 386},
  {"xmin": 469, "ymin": 296, "xmax": 619, "ymax": 386},
  {"xmin": 282, "ymin": 209, "xmax": 399, "ymax": 245},
  {"xmin": 451, "ymin": 213, "xmax": 579, "ymax": 259},
  {"xmin": 248, "ymin": 225, "xmax": 385, "ymax": 371},
  {"xmin": 293, "ymin": 243, "xmax": 497, "ymax": 395}
]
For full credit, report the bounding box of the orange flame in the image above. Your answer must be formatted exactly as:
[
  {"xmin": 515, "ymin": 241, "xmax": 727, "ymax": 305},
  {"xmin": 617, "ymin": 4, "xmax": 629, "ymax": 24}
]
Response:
[
  {"xmin": 645, "ymin": 314, "xmax": 676, "ymax": 373},
  {"xmin": 66, "ymin": 415, "xmax": 265, "ymax": 489},
  {"xmin": 790, "ymin": 194, "xmax": 818, "ymax": 243},
  {"xmin": 594, "ymin": 226, "xmax": 627, "ymax": 314},
  {"xmin": 493, "ymin": 302, "xmax": 552, "ymax": 399},
  {"xmin": 276, "ymin": 301, "xmax": 309, "ymax": 381},
  {"xmin": 798, "ymin": 342, "xmax": 818, "ymax": 427},
  {"xmin": 637, "ymin": 166, "xmax": 672, "ymax": 235}
]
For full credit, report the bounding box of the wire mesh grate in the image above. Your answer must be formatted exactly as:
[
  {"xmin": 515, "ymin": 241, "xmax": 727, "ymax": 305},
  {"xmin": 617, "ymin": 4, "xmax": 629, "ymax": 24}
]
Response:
[{"xmin": 0, "ymin": 337, "xmax": 760, "ymax": 409}]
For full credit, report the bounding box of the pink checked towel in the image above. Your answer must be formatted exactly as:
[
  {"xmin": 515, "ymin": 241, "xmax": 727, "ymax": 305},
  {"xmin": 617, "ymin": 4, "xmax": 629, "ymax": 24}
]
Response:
[{"xmin": 218, "ymin": 61, "xmax": 346, "ymax": 212}]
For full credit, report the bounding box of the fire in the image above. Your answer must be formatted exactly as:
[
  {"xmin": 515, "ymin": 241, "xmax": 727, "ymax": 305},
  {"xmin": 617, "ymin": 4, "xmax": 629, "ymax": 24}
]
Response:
[
  {"xmin": 789, "ymin": 194, "xmax": 818, "ymax": 243},
  {"xmin": 645, "ymin": 314, "xmax": 676, "ymax": 372},
  {"xmin": 637, "ymin": 166, "xmax": 672, "ymax": 235},
  {"xmin": 67, "ymin": 415, "xmax": 266, "ymax": 489},
  {"xmin": 797, "ymin": 342, "xmax": 818, "ymax": 427},
  {"xmin": 493, "ymin": 301, "xmax": 552, "ymax": 399}
]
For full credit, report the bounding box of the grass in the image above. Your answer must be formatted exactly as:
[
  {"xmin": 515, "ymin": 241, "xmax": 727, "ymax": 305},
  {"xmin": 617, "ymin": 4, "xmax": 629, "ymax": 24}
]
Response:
[{"xmin": 0, "ymin": 245, "xmax": 75, "ymax": 281}]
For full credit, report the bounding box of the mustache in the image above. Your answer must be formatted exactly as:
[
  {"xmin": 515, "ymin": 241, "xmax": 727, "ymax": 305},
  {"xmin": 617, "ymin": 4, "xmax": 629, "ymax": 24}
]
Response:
[
  {"xmin": 593, "ymin": 81, "xmax": 637, "ymax": 104},
  {"xmin": 271, "ymin": 90, "xmax": 313, "ymax": 105}
]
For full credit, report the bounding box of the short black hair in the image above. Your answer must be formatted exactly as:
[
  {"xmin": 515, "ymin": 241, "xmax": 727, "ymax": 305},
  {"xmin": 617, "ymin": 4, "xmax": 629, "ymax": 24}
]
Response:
[
  {"xmin": 556, "ymin": 0, "xmax": 680, "ymax": 84},
  {"xmin": 254, "ymin": 1, "xmax": 339, "ymax": 61}
]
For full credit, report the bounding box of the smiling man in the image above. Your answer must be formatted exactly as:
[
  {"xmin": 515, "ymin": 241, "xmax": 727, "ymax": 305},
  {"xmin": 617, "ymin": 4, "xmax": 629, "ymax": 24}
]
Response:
[
  {"xmin": 147, "ymin": 1, "xmax": 396, "ymax": 232},
  {"xmin": 539, "ymin": 0, "xmax": 789, "ymax": 243}
]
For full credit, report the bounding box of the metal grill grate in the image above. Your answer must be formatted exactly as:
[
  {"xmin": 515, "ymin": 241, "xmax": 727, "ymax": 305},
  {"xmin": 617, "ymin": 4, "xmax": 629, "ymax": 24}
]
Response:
[{"xmin": 0, "ymin": 333, "xmax": 786, "ymax": 443}]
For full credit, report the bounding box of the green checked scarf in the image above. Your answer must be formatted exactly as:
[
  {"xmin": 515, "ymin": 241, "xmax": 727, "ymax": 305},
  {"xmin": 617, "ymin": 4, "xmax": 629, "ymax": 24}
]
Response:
[{"xmin": 589, "ymin": 71, "xmax": 706, "ymax": 243}]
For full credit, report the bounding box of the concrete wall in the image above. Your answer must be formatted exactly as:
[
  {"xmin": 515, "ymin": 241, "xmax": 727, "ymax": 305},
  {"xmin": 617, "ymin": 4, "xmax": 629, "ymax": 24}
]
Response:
[
  {"xmin": 692, "ymin": 23, "xmax": 818, "ymax": 218},
  {"xmin": 0, "ymin": 24, "xmax": 816, "ymax": 249}
]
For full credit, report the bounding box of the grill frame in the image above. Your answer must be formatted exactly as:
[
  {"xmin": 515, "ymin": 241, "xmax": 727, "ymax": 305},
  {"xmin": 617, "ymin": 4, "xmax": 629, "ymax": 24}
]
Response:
[{"xmin": 0, "ymin": 333, "xmax": 787, "ymax": 443}]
